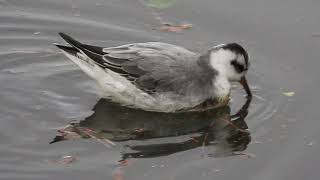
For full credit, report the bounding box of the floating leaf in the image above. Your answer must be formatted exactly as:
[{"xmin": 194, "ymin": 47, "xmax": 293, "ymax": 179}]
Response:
[
  {"xmin": 147, "ymin": 0, "xmax": 176, "ymax": 9},
  {"xmin": 282, "ymin": 91, "xmax": 295, "ymax": 97},
  {"xmin": 160, "ymin": 23, "xmax": 192, "ymax": 33},
  {"xmin": 118, "ymin": 159, "xmax": 132, "ymax": 166}
]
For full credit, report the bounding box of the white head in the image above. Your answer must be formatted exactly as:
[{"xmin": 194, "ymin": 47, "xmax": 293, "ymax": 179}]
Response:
[
  {"xmin": 209, "ymin": 43, "xmax": 249, "ymax": 81},
  {"xmin": 209, "ymin": 43, "xmax": 252, "ymax": 97}
]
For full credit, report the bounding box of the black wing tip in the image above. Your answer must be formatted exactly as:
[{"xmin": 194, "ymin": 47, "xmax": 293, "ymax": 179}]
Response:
[
  {"xmin": 53, "ymin": 43, "xmax": 65, "ymax": 48},
  {"xmin": 58, "ymin": 32, "xmax": 66, "ymax": 36},
  {"xmin": 58, "ymin": 32, "xmax": 70, "ymax": 40},
  {"xmin": 58, "ymin": 32, "xmax": 70, "ymax": 42},
  {"xmin": 58, "ymin": 32, "xmax": 82, "ymax": 48},
  {"xmin": 58, "ymin": 32, "xmax": 105, "ymax": 54},
  {"xmin": 54, "ymin": 43, "xmax": 79, "ymax": 55}
]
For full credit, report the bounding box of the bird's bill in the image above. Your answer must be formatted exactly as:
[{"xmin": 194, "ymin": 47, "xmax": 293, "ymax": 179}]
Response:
[{"xmin": 239, "ymin": 76, "xmax": 252, "ymax": 98}]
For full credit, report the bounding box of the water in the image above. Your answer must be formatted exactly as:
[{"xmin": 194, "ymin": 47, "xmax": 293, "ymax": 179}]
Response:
[{"xmin": 1, "ymin": 0, "xmax": 320, "ymax": 180}]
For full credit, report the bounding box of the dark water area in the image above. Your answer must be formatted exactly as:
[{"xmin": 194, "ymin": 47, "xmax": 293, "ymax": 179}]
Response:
[{"xmin": 1, "ymin": 0, "xmax": 320, "ymax": 179}]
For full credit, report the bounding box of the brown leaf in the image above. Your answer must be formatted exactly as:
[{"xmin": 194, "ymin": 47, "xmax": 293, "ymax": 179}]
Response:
[
  {"xmin": 160, "ymin": 23, "xmax": 192, "ymax": 33},
  {"xmin": 118, "ymin": 159, "xmax": 132, "ymax": 166}
]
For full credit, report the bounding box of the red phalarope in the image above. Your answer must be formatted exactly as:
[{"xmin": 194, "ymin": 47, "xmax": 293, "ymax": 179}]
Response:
[{"xmin": 55, "ymin": 33, "xmax": 251, "ymax": 112}]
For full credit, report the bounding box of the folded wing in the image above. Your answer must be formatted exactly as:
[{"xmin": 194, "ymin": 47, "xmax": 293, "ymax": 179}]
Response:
[{"xmin": 58, "ymin": 33, "xmax": 214, "ymax": 98}]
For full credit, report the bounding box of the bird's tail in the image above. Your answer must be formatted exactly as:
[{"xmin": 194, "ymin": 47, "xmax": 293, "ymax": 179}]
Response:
[
  {"xmin": 57, "ymin": 32, "xmax": 84, "ymax": 51},
  {"xmin": 55, "ymin": 33, "xmax": 97, "ymax": 79},
  {"xmin": 54, "ymin": 43, "xmax": 79, "ymax": 56}
]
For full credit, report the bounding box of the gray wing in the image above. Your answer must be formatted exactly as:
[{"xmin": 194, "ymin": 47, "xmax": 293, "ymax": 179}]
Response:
[
  {"xmin": 58, "ymin": 33, "xmax": 215, "ymax": 97},
  {"xmin": 103, "ymin": 42, "xmax": 215, "ymax": 97}
]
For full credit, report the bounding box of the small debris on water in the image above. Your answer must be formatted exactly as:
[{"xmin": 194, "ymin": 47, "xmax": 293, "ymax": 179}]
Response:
[
  {"xmin": 49, "ymin": 155, "xmax": 77, "ymax": 165},
  {"xmin": 118, "ymin": 159, "xmax": 131, "ymax": 166},
  {"xmin": 160, "ymin": 23, "xmax": 192, "ymax": 33},
  {"xmin": 33, "ymin": 32, "xmax": 41, "ymax": 35},
  {"xmin": 282, "ymin": 91, "xmax": 295, "ymax": 97}
]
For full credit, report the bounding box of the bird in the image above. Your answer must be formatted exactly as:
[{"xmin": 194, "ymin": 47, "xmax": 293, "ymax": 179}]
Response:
[{"xmin": 55, "ymin": 32, "xmax": 252, "ymax": 112}]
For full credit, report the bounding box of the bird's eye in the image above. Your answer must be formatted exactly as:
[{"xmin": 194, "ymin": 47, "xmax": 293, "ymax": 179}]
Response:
[{"xmin": 230, "ymin": 60, "xmax": 245, "ymax": 73}]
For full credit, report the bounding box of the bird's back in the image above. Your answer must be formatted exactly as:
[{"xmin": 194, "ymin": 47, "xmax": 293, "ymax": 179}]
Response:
[{"xmin": 104, "ymin": 42, "xmax": 216, "ymax": 99}]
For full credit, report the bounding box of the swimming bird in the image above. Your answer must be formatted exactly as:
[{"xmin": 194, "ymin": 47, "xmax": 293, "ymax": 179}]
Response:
[{"xmin": 55, "ymin": 33, "xmax": 251, "ymax": 112}]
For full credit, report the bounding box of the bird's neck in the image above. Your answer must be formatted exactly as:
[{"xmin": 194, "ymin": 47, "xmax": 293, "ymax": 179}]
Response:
[
  {"xmin": 212, "ymin": 73, "xmax": 231, "ymax": 99},
  {"xmin": 198, "ymin": 52, "xmax": 231, "ymax": 98}
]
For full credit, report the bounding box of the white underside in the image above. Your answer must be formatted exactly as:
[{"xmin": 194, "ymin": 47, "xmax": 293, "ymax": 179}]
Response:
[{"xmin": 62, "ymin": 51, "xmax": 208, "ymax": 112}]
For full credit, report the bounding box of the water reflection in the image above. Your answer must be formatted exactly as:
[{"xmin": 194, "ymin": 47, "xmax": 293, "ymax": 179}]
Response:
[{"xmin": 51, "ymin": 98, "xmax": 251, "ymax": 160}]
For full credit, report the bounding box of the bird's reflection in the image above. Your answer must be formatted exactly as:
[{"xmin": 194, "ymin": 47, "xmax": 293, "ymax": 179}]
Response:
[{"xmin": 51, "ymin": 97, "xmax": 252, "ymax": 160}]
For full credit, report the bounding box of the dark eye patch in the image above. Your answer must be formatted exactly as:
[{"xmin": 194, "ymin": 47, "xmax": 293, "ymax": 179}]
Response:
[{"xmin": 231, "ymin": 60, "xmax": 245, "ymax": 73}]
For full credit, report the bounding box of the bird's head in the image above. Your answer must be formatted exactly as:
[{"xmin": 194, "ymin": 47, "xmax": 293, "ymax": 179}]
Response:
[{"xmin": 209, "ymin": 43, "xmax": 252, "ymax": 97}]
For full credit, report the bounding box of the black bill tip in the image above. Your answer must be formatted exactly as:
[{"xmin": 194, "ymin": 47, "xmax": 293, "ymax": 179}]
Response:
[{"xmin": 239, "ymin": 76, "xmax": 252, "ymax": 98}]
